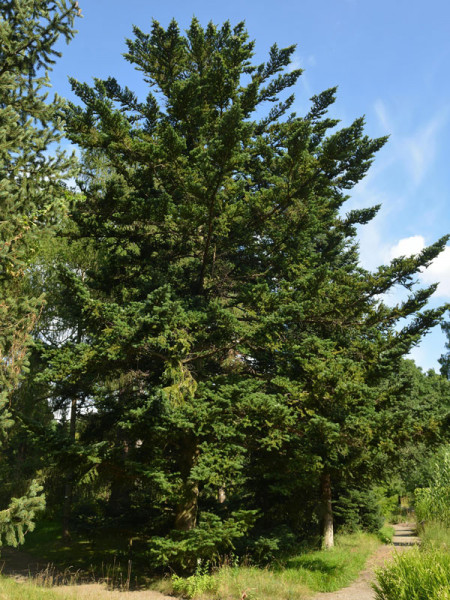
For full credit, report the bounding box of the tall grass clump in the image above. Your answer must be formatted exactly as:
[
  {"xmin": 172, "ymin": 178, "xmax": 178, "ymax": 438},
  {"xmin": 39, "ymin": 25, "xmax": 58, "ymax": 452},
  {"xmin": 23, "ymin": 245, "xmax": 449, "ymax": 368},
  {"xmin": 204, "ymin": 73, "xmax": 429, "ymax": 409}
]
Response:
[
  {"xmin": 373, "ymin": 547, "xmax": 450, "ymax": 600},
  {"xmin": 414, "ymin": 449, "xmax": 450, "ymax": 526}
]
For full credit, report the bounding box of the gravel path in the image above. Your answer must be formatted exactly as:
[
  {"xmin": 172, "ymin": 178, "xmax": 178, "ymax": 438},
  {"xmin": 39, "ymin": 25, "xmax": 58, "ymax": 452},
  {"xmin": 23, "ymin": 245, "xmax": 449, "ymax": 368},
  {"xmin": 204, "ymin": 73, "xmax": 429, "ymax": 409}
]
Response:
[{"xmin": 312, "ymin": 523, "xmax": 419, "ymax": 600}]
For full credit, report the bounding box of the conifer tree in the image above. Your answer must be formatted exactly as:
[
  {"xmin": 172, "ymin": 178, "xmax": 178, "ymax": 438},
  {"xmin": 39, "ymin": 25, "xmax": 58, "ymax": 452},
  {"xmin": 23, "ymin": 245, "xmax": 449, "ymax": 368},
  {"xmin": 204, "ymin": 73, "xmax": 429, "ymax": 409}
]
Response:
[
  {"xmin": 53, "ymin": 17, "xmax": 448, "ymax": 560},
  {"xmin": 0, "ymin": 0, "xmax": 79, "ymax": 545}
]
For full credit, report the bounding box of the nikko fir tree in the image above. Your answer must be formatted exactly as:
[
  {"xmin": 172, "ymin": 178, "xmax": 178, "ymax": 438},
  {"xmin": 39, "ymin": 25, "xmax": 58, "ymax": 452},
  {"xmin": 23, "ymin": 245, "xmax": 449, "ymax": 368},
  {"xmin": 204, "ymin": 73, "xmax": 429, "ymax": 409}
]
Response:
[
  {"xmin": 0, "ymin": 0, "xmax": 79, "ymax": 546},
  {"xmin": 52, "ymin": 17, "xmax": 448, "ymax": 563}
]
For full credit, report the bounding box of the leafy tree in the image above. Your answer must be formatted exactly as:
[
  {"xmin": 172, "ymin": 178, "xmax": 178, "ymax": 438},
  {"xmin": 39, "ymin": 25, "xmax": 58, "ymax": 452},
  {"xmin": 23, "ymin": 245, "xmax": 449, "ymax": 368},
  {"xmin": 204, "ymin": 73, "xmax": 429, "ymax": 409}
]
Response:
[{"xmin": 0, "ymin": 0, "xmax": 79, "ymax": 545}]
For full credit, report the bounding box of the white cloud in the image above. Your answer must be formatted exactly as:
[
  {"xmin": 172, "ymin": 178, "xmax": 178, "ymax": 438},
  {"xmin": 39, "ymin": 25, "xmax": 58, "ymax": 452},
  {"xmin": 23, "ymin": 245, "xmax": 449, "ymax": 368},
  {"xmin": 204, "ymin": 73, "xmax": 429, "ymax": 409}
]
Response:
[
  {"xmin": 389, "ymin": 235, "xmax": 425, "ymax": 260},
  {"xmin": 288, "ymin": 55, "xmax": 302, "ymax": 73},
  {"xmin": 388, "ymin": 235, "xmax": 450, "ymax": 298},
  {"xmin": 374, "ymin": 99, "xmax": 391, "ymax": 131},
  {"xmin": 421, "ymin": 245, "xmax": 450, "ymax": 297}
]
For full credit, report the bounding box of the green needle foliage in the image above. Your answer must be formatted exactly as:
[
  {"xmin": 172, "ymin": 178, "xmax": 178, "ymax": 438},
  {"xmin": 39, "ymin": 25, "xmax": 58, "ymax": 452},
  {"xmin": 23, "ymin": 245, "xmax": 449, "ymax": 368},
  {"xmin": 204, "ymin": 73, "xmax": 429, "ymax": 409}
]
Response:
[
  {"xmin": 0, "ymin": 0, "xmax": 79, "ymax": 545},
  {"xmin": 36, "ymin": 16, "xmax": 450, "ymax": 568}
]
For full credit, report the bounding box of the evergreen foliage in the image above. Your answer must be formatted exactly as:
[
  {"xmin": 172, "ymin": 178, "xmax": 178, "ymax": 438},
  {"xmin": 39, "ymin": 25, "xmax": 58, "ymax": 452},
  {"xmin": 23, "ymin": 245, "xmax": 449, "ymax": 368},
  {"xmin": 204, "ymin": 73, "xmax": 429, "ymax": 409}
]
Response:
[
  {"xmin": 0, "ymin": 0, "xmax": 79, "ymax": 545},
  {"xmin": 3, "ymin": 13, "xmax": 449, "ymax": 571},
  {"xmin": 39, "ymin": 16, "xmax": 449, "ymax": 564}
]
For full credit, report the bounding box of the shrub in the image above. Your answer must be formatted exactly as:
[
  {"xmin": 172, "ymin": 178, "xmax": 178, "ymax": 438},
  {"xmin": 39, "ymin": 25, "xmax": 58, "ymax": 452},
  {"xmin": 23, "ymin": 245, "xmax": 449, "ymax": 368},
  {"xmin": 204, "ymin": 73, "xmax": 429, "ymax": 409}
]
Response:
[{"xmin": 148, "ymin": 510, "xmax": 257, "ymax": 572}]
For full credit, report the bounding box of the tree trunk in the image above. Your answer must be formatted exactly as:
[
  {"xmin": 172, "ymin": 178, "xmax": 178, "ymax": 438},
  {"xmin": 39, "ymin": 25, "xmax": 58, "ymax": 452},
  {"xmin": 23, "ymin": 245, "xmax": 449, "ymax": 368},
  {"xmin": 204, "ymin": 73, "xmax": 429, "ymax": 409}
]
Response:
[
  {"xmin": 321, "ymin": 471, "xmax": 334, "ymax": 549},
  {"xmin": 108, "ymin": 440, "xmax": 131, "ymax": 517},
  {"xmin": 62, "ymin": 395, "xmax": 77, "ymax": 541},
  {"xmin": 218, "ymin": 486, "xmax": 226, "ymax": 504},
  {"xmin": 174, "ymin": 437, "xmax": 199, "ymax": 531},
  {"xmin": 174, "ymin": 481, "xmax": 199, "ymax": 531}
]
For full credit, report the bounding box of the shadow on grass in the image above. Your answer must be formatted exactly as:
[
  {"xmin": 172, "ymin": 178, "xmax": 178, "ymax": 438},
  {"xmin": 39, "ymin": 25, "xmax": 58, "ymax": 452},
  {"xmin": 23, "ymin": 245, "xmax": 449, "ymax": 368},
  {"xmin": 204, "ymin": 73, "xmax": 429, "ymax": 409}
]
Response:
[{"xmin": 284, "ymin": 556, "xmax": 339, "ymax": 574}]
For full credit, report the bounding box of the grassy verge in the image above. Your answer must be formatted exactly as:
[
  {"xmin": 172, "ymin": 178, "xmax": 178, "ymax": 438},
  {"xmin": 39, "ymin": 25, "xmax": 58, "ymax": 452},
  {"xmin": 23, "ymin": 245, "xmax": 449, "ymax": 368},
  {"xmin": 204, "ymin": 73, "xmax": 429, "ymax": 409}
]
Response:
[
  {"xmin": 420, "ymin": 520, "xmax": 450, "ymax": 550},
  {"xmin": 372, "ymin": 546, "xmax": 450, "ymax": 600},
  {"xmin": 16, "ymin": 522, "xmax": 387, "ymax": 600},
  {"xmin": 0, "ymin": 576, "xmax": 73, "ymax": 600},
  {"xmin": 373, "ymin": 521, "xmax": 450, "ymax": 600},
  {"xmin": 377, "ymin": 525, "xmax": 395, "ymax": 544},
  {"xmin": 168, "ymin": 532, "xmax": 381, "ymax": 600}
]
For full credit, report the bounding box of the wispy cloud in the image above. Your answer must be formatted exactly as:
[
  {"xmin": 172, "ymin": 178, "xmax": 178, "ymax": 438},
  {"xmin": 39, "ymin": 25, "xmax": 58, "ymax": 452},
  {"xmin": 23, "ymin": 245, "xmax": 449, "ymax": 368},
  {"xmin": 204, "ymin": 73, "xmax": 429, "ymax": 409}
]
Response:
[
  {"xmin": 374, "ymin": 100, "xmax": 450, "ymax": 187},
  {"xmin": 289, "ymin": 53, "xmax": 316, "ymax": 97}
]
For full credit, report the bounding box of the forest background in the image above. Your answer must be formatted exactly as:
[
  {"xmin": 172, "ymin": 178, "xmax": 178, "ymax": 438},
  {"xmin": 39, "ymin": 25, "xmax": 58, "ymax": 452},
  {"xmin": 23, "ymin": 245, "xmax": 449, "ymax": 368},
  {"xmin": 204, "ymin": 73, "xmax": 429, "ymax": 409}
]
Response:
[{"xmin": 0, "ymin": 0, "xmax": 450, "ymax": 581}]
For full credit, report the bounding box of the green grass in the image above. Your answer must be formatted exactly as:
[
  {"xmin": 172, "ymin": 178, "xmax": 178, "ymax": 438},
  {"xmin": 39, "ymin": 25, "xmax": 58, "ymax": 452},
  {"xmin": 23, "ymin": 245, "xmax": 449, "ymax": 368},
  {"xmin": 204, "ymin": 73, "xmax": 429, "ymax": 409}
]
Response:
[
  {"xmin": 0, "ymin": 576, "xmax": 72, "ymax": 600},
  {"xmin": 373, "ymin": 546, "xmax": 450, "ymax": 600},
  {"xmin": 373, "ymin": 523, "xmax": 450, "ymax": 600},
  {"xmin": 420, "ymin": 520, "xmax": 450, "ymax": 550},
  {"xmin": 377, "ymin": 524, "xmax": 395, "ymax": 544},
  {"xmin": 23, "ymin": 520, "xmax": 129, "ymax": 568},
  {"xmin": 18, "ymin": 522, "xmax": 386, "ymax": 600},
  {"xmin": 167, "ymin": 532, "xmax": 381, "ymax": 600}
]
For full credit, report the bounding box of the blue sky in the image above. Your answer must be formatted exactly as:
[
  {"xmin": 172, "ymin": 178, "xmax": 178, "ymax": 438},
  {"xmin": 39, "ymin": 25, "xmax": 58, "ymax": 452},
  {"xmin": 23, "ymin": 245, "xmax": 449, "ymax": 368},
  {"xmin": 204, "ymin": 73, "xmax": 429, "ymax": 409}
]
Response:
[{"xmin": 51, "ymin": 0, "xmax": 450, "ymax": 372}]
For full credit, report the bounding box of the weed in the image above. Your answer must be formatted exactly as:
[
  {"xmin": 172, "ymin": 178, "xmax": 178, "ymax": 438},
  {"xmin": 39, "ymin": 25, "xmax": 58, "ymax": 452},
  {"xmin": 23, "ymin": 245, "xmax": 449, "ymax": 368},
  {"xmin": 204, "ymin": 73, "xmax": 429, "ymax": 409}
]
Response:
[{"xmin": 171, "ymin": 562, "xmax": 219, "ymax": 598}]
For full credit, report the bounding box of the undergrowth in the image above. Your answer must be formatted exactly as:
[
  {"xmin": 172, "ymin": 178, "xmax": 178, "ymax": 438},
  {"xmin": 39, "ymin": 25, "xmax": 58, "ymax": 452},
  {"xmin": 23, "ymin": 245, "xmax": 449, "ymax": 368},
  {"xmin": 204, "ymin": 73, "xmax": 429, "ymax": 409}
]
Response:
[
  {"xmin": 373, "ymin": 521, "xmax": 450, "ymax": 600},
  {"xmin": 168, "ymin": 531, "xmax": 380, "ymax": 600},
  {"xmin": 373, "ymin": 546, "xmax": 450, "ymax": 600}
]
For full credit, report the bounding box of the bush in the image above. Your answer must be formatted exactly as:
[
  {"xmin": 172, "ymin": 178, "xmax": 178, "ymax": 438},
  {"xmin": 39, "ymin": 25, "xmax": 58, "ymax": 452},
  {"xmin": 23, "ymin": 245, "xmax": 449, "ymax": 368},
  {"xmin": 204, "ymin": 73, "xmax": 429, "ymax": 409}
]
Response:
[
  {"xmin": 148, "ymin": 510, "xmax": 257, "ymax": 572},
  {"xmin": 333, "ymin": 487, "xmax": 384, "ymax": 533},
  {"xmin": 373, "ymin": 547, "xmax": 450, "ymax": 600},
  {"xmin": 242, "ymin": 525, "xmax": 298, "ymax": 564}
]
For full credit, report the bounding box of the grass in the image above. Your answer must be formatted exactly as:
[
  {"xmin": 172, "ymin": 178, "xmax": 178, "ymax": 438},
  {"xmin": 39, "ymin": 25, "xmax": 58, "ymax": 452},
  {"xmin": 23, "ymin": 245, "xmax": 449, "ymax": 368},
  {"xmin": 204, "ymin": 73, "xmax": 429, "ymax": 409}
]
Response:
[
  {"xmin": 372, "ymin": 522, "xmax": 450, "ymax": 600},
  {"xmin": 377, "ymin": 524, "xmax": 395, "ymax": 544},
  {"xmin": 420, "ymin": 520, "xmax": 450, "ymax": 550},
  {"xmin": 23, "ymin": 521, "xmax": 132, "ymax": 570},
  {"xmin": 0, "ymin": 576, "xmax": 71, "ymax": 600},
  {"xmin": 10, "ymin": 521, "xmax": 388, "ymax": 600},
  {"xmin": 167, "ymin": 531, "xmax": 381, "ymax": 600},
  {"xmin": 372, "ymin": 546, "xmax": 450, "ymax": 600},
  {"xmin": 20, "ymin": 520, "xmax": 146, "ymax": 588}
]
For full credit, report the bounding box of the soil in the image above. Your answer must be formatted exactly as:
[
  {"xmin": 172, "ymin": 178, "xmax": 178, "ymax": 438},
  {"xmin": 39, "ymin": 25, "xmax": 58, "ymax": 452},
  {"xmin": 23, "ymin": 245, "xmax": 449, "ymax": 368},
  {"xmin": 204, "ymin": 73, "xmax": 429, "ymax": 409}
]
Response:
[{"xmin": 312, "ymin": 523, "xmax": 419, "ymax": 600}]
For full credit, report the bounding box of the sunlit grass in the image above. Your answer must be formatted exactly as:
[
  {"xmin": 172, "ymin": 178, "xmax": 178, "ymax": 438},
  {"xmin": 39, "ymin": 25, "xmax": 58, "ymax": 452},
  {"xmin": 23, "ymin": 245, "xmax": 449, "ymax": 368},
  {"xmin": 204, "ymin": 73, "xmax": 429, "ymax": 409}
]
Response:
[
  {"xmin": 167, "ymin": 532, "xmax": 381, "ymax": 600},
  {"xmin": 0, "ymin": 576, "xmax": 71, "ymax": 600},
  {"xmin": 373, "ymin": 546, "xmax": 450, "ymax": 600}
]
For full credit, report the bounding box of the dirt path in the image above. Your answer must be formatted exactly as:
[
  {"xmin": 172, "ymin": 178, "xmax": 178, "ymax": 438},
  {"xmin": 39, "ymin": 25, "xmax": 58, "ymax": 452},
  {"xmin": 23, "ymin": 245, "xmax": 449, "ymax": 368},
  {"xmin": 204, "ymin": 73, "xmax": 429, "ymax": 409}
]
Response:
[{"xmin": 312, "ymin": 523, "xmax": 419, "ymax": 600}]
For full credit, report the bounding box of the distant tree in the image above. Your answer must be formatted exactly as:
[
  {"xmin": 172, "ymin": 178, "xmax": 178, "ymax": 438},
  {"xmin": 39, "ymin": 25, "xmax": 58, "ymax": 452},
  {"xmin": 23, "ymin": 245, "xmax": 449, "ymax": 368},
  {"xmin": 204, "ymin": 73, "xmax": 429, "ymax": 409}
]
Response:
[
  {"xmin": 0, "ymin": 0, "xmax": 78, "ymax": 546},
  {"xmin": 439, "ymin": 319, "xmax": 450, "ymax": 379}
]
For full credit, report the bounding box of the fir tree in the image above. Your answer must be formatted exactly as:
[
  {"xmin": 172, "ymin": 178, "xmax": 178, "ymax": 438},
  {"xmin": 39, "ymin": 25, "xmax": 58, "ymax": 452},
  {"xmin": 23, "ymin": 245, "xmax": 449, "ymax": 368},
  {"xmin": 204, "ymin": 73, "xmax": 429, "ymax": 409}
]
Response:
[
  {"xmin": 0, "ymin": 0, "xmax": 79, "ymax": 545},
  {"xmin": 48, "ymin": 17, "xmax": 449, "ymax": 561}
]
